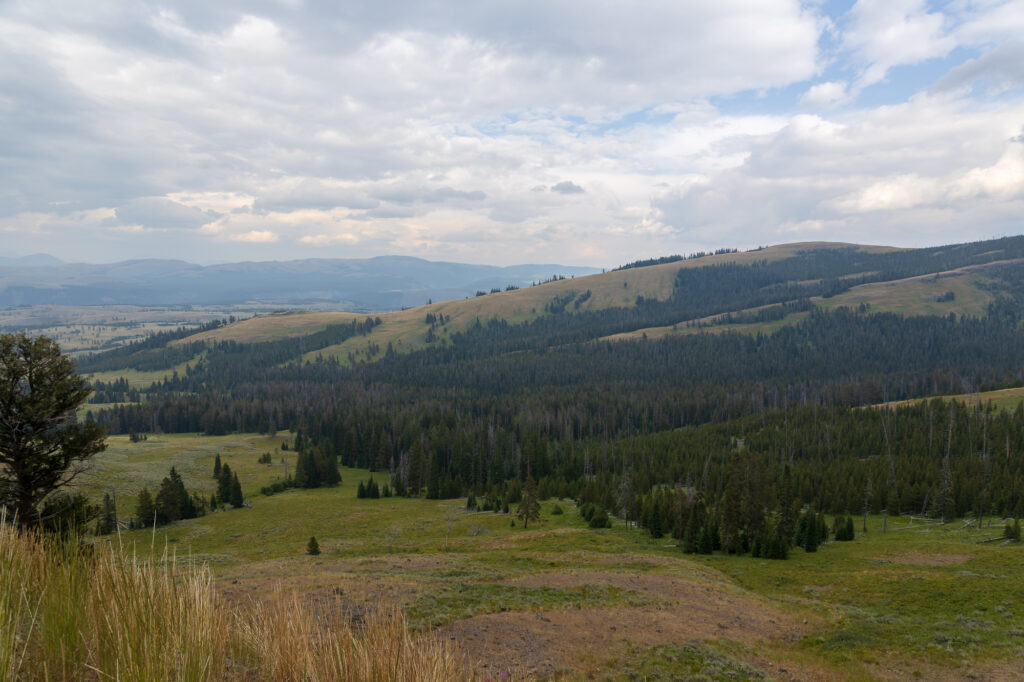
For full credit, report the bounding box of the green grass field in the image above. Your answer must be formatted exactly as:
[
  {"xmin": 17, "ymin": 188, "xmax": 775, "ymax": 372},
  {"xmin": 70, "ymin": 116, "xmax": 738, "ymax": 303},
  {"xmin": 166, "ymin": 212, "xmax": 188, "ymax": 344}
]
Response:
[{"xmin": 79, "ymin": 433, "xmax": 1024, "ymax": 680}]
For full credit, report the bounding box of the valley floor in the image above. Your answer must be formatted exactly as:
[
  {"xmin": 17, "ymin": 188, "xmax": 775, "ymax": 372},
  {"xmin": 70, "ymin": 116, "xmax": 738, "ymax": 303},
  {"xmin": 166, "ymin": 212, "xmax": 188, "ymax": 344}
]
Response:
[{"xmin": 87, "ymin": 435, "xmax": 1024, "ymax": 681}]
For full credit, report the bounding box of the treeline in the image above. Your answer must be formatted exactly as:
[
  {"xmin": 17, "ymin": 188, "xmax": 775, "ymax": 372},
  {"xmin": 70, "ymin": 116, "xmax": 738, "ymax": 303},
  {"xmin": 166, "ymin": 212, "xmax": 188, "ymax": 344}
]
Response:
[
  {"xmin": 614, "ymin": 247, "xmax": 739, "ymax": 271},
  {"xmin": 77, "ymin": 319, "xmax": 226, "ymax": 372}
]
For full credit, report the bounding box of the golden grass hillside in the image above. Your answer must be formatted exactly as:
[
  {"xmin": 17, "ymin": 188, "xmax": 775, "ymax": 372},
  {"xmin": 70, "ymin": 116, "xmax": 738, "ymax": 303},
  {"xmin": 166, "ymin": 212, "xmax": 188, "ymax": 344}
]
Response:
[
  {"xmin": 599, "ymin": 258, "xmax": 1004, "ymax": 343},
  {"xmin": 174, "ymin": 242, "xmax": 899, "ymax": 363}
]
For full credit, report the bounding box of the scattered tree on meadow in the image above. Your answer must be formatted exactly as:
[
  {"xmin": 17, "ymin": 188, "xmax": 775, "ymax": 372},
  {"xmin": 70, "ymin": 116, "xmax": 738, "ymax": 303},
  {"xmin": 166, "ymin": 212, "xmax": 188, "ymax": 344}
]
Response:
[
  {"xmin": 135, "ymin": 487, "xmax": 155, "ymax": 528},
  {"xmin": 217, "ymin": 464, "xmax": 234, "ymax": 505},
  {"xmin": 229, "ymin": 472, "xmax": 244, "ymax": 508},
  {"xmin": 306, "ymin": 536, "xmax": 320, "ymax": 555},
  {"xmin": 95, "ymin": 492, "xmax": 117, "ymax": 535},
  {"xmin": 516, "ymin": 477, "xmax": 541, "ymax": 528}
]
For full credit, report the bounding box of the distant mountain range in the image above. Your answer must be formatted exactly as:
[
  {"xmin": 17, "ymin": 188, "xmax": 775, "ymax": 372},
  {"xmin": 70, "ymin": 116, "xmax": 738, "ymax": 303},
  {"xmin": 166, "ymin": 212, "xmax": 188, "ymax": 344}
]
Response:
[{"xmin": 0, "ymin": 255, "xmax": 601, "ymax": 308}]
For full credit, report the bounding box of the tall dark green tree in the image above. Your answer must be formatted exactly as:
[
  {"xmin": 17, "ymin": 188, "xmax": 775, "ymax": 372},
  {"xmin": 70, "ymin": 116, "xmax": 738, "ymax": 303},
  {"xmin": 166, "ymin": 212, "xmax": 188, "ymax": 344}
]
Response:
[
  {"xmin": 0, "ymin": 333, "xmax": 106, "ymax": 527},
  {"xmin": 95, "ymin": 492, "xmax": 117, "ymax": 535},
  {"xmin": 719, "ymin": 458, "xmax": 743, "ymax": 554},
  {"xmin": 517, "ymin": 477, "xmax": 541, "ymax": 529},
  {"xmin": 217, "ymin": 464, "xmax": 234, "ymax": 503},
  {"xmin": 229, "ymin": 472, "xmax": 244, "ymax": 508},
  {"xmin": 683, "ymin": 494, "xmax": 706, "ymax": 554},
  {"xmin": 135, "ymin": 487, "xmax": 155, "ymax": 528}
]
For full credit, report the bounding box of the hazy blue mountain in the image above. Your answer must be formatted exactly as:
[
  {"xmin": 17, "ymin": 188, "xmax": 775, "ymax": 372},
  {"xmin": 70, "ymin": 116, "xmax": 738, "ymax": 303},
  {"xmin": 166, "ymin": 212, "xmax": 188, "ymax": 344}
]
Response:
[
  {"xmin": 0, "ymin": 254, "xmax": 65, "ymax": 267},
  {"xmin": 0, "ymin": 255, "xmax": 600, "ymax": 308}
]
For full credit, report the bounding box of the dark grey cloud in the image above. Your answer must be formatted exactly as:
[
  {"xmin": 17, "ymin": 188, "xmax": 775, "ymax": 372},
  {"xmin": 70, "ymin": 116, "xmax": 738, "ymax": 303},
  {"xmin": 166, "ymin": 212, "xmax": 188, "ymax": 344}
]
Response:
[
  {"xmin": 114, "ymin": 197, "xmax": 217, "ymax": 229},
  {"xmin": 934, "ymin": 41, "xmax": 1024, "ymax": 93},
  {"xmin": 253, "ymin": 179, "xmax": 380, "ymax": 212},
  {"xmin": 551, "ymin": 181, "xmax": 585, "ymax": 195}
]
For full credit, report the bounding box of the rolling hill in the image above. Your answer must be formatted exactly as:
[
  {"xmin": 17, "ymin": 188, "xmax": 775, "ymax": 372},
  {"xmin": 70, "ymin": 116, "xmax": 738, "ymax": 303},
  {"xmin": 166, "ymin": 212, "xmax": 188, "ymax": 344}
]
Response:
[{"xmin": 167, "ymin": 239, "xmax": 1020, "ymax": 366}]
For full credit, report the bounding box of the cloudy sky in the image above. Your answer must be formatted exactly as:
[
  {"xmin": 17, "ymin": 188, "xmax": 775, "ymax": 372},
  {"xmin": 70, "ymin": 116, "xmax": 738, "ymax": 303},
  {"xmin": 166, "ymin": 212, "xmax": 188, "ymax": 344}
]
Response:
[{"xmin": 1, "ymin": 0, "xmax": 1023, "ymax": 266}]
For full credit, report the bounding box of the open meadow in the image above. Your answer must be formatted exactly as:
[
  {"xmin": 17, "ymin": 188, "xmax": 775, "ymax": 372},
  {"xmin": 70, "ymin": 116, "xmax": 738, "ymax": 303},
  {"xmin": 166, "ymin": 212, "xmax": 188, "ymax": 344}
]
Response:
[{"xmin": 75, "ymin": 433, "xmax": 1024, "ymax": 681}]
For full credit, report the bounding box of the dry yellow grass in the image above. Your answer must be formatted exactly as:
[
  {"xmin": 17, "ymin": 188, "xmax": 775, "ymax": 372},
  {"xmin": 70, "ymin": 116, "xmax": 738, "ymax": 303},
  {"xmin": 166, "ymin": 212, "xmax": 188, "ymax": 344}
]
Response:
[
  {"xmin": 0, "ymin": 518, "xmax": 470, "ymax": 681},
  {"xmin": 819, "ymin": 261, "xmax": 1005, "ymax": 317},
  {"xmin": 600, "ymin": 256, "xmax": 1004, "ymax": 344},
  {"xmin": 177, "ymin": 311, "xmax": 369, "ymax": 345}
]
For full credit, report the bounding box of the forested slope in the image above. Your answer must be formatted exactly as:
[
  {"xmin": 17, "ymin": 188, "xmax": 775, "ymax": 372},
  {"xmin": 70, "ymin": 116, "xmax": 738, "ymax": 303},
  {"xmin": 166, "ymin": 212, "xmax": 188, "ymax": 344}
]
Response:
[{"xmin": 78, "ymin": 235, "xmax": 1024, "ymax": 555}]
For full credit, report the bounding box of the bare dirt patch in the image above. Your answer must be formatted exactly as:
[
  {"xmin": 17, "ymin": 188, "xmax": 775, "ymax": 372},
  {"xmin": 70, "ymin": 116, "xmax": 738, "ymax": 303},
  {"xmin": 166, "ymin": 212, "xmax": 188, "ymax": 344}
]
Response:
[
  {"xmin": 884, "ymin": 552, "xmax": 974, "ymax": 566},
  {"xmin": 442, "ymin": 572, "xmax": 810, "ymax": 679},
  {"xmin": 499, "ymin": 570, "xmax": 733, "ymax": 599}
]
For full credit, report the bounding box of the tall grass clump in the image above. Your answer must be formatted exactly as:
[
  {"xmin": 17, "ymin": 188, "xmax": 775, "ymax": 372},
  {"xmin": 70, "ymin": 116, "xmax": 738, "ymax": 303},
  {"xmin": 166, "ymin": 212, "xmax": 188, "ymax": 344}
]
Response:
[
  {"xmin": 0, "ymin": 517, "xmax": 469, "ymax": 681},
  {"xmin": 238, "ymin": 594, "xmax": 469, "ymax": 682},
  {"xmin": 0, "ymin": 516, "xmax": 229, "ymax": 681}
]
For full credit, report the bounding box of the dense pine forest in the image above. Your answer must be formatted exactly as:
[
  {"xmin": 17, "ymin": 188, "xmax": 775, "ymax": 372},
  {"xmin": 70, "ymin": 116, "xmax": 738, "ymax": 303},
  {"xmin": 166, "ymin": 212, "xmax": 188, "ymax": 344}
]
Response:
[{"xmin": 80, "ymin": 237, "xmax": 1024, "ymax": 556}]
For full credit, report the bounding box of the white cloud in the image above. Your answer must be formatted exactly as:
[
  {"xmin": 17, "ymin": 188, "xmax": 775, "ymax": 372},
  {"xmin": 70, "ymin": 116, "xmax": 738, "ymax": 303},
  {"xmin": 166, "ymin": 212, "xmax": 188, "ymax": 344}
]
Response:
[
  {"xmin": 230, "ymin": 230, "xmax": 278, "ymax": 243},
  {"xmin": 801, "ymin": 81, "xmax": 851, "ymax": 109},
  {"xmin": 844, "ymin": 0, "xmax": 956, "ymax": 89},
  {"xmin": 832, "ymin": 175, "xmax": 942, "ymax": 212},
  {"xmin": 652, "ymin": 95, "xmax": 1024, "ymax": 248},
  {"xmin": 299, "ymin": 233, "xmax": 360, "ymax": 246},
  {"xmin": 0, "ymin": 1, "xmax": 1022, "ymax": 267}
]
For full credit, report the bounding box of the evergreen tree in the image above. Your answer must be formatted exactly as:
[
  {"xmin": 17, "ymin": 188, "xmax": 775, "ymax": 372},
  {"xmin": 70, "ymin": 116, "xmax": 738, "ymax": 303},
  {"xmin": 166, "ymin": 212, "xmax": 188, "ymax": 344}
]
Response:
[
  {"xmin": 306, "ymin": 536, "xmax": 320, "ymax": 555},
  {"xmin": 407, "ymin": 439, "xmax": 425, "ymax": 496},
  {"xmin": 229, "ymin": 473, "xmax": 244, "ymax": 508},
  {"xmin": 0, "ymin": 333, "xmax": 107, "ymax": 528},
  {"xmin": 683, "ymin": 494, "xmax": 705, "ymax": 554},
  {"xmin": 135, "ymin": 487, "xmax": 155, "ymax": 528},
  {"xmin": 516, "ymin": 477, "xmax": 541, "ymax": 528},
  {"xmin": 294, "ymin": 449, "xmax": 309, "ymax": 488},
  {"xmin": 321, "ymin": 449, "xmax": 341, "ymax": 487},
  {"xmin": 213, "ymin": 453, "xmax": 221, "ymax": 478},
  {"xmin": 155, "ymin": 471, "xmax": 183, "ymax": 524},
  {"xmin": 719, "ymin": 459, "xmax": 743, "ymax": 554},
  {"xmin": 217, "ymin": 464, "xmax": 233, "ymax": 503},
  {"xmin": 777, "ymin": 465, "xmax": 795, "ymax": 547},
  {"xmin": 697, "ymin": 523, "xmax": 714, "ymax": 554},
  {"xmin": 648, "ymin": 495, "xmax": 664, "ymax": 539},
  {"xmin": 95, "ymin": 492, "xmax": 117, "ymax": 535}
]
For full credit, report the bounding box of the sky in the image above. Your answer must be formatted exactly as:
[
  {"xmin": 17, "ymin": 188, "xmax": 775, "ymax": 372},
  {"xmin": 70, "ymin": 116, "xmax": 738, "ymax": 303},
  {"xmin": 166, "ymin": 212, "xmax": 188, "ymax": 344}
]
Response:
[{"xmin": 1, "ymin": 0, "xmax": 1023, "ymax": 267}]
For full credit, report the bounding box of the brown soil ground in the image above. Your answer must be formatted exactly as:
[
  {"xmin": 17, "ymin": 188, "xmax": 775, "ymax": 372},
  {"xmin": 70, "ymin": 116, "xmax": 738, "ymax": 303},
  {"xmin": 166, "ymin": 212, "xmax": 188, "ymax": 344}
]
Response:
[{"xmin": 440, "ymin": 570, "xmax": 814, "ymax": 679}]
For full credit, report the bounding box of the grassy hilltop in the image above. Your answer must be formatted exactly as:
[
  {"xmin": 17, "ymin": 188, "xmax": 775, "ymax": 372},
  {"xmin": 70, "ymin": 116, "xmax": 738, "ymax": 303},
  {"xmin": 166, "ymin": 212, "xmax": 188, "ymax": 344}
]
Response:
[{"xmin": 160, "ymin": 240, "xmax": 1010, "ymax": 368}]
